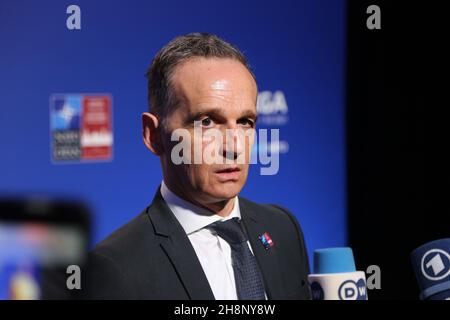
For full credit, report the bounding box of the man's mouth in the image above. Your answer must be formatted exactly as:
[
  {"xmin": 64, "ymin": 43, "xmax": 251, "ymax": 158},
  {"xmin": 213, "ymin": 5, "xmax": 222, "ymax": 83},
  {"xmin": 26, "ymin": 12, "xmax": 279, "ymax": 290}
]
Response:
[{"xmin": 215, "ymin": 166, "xmax": 241, "ymax": 181}]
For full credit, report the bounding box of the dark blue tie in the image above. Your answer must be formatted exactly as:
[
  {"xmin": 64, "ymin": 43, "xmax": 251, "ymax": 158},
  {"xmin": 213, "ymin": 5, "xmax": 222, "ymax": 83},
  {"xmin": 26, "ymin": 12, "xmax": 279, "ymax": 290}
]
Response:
[{"xmin": 207, "ymin": 217, "xmax": 266, "ymax": 300}]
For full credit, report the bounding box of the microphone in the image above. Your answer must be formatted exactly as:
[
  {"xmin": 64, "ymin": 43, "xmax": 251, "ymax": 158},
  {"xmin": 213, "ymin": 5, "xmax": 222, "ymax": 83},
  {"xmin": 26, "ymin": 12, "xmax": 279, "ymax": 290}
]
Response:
[
  {"xmin": 411, "ymin": 238, "xmax": 450, "ymax": 300},
  {"xmin": 308, "ymin": 247, "xmax": 368, "ymax": 300}
]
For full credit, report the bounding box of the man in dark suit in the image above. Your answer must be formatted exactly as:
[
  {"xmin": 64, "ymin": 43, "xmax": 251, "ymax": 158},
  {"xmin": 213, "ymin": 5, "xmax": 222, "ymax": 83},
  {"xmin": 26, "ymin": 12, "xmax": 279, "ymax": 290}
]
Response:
[{"xmin": 85, "ymin": 33, "xmax": 311, "ymax": 300}]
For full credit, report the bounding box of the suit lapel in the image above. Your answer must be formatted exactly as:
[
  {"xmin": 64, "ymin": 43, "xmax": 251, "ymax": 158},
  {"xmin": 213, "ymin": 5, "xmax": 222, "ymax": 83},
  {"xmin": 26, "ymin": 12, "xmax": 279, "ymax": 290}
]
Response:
[
  {"xmin": 239, "ymin": 198, "xmax": 285, "ymax": 300},
  {"xmin": 146, "ymin": 188, "xmax": 215, "ymax": 300}
]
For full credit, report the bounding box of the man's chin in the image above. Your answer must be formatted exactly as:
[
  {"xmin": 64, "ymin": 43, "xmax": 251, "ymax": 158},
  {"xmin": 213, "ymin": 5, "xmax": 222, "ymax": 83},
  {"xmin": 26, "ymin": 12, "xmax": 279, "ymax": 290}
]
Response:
[{"xmin": 204, "ymin": 184, "xmax": 243, "ymax": 202}]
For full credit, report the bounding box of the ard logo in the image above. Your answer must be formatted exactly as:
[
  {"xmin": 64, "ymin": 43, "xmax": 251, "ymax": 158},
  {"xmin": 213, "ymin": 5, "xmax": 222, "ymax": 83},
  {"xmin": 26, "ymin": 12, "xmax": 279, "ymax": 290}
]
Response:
[{"xmin": 421, "ymin": 249, "xmax": 450, "ymax": 281}]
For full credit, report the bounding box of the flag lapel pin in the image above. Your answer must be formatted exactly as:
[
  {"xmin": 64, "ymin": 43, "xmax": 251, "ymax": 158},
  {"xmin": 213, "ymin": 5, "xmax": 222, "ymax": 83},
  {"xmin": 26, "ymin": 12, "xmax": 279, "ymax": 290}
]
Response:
[{"xmin": 258, "ymin": 232, "xmax": 274, "ymax": 250}]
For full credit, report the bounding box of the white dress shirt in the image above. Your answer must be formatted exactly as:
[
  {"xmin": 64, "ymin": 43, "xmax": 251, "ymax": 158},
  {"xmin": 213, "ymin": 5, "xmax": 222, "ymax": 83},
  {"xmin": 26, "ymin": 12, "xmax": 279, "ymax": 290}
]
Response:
[{"xmin": 160, "ymin": 181, "xmax": 265, "ymax": 300}]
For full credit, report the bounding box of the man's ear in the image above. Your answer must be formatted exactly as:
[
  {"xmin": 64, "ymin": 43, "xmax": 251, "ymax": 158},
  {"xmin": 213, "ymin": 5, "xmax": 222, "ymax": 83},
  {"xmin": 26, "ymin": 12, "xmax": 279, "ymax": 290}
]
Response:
[{"xmin": 142, "ymin": 112, "xmax": 163, "ymax": 155}]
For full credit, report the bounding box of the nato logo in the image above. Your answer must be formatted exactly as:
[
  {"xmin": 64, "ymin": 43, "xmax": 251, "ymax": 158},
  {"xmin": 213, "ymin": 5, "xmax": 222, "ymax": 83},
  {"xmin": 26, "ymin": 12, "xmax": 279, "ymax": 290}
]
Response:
[
  {"xmin": 50, "ymin": 94, "xmax": 113, "ymax": 162},
  {"xmin": 338, "ymin": 279, "xmax": 367, "ymax": 300},
  {"xmin": 421, "ymin": 249, "xmax": 450, "ymax": 281},
  {"xmin": 51, "ymin": 96, "xmax": 81, "ymax": 130}
]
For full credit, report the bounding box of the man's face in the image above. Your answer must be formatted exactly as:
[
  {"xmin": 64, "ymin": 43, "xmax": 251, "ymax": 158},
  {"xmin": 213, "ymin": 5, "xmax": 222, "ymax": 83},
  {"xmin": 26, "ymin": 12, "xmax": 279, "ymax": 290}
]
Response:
[{"xmin": 161, "ymin": 57, "xmax": 257, "ymax": 205}]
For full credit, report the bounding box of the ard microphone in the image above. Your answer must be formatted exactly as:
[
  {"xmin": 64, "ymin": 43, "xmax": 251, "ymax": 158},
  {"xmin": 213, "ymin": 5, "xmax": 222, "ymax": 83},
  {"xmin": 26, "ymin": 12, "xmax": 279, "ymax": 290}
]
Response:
[
  {"xmin": 308, "ymin": 247, "xmax": 368, "ymax": 300},
  {"xmin": 411, "ymin": 238, "xmax": 450, "ymax": 300}
]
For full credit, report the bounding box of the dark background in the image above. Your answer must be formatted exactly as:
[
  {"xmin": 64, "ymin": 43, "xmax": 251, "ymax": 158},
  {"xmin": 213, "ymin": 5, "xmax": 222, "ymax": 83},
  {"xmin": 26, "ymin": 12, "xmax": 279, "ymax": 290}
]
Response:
[{"xmin": 346, "ymin": 1, "xmax": 447, "ymax": 299}]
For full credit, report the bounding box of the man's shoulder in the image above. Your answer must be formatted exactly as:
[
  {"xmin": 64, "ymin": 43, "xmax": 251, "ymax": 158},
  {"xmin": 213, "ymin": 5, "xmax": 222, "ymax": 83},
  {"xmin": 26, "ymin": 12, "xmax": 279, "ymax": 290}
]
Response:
[
  {"xmin": 239, "ymin": 196, "xmax": 307, "ymax": 250},
  {"xmin": 239, "ymin": 196, "xmax": 302, "ymax": 228},
  {"xmin": 91, "ymin": 208, "xmax": 154, "ymax": 259}
]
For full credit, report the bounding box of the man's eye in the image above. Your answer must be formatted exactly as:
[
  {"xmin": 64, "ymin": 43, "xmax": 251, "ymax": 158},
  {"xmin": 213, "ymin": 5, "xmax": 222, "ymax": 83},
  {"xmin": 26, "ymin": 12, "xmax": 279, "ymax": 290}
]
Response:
[
  {"xmin": 201, "ymin": 117, "xmax": 214, "ymax": 128},
  {"xmin": 238, "ymin": 119, "xmax": 255, "ymax": 127}
]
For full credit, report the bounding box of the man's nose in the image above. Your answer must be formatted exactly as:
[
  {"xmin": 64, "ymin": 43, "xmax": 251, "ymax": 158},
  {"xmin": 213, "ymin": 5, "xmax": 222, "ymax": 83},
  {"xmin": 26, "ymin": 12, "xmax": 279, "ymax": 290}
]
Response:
[{"xmin": 221, "ymin": 129, "xmax": 245, "ymax": 161}]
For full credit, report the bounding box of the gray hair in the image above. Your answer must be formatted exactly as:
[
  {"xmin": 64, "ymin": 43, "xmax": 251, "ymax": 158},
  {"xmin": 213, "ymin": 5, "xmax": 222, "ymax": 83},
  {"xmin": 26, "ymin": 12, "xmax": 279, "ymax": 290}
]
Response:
[{"xmin": 145, "ymin": 32, "xmax": 256, "ymax": 127}]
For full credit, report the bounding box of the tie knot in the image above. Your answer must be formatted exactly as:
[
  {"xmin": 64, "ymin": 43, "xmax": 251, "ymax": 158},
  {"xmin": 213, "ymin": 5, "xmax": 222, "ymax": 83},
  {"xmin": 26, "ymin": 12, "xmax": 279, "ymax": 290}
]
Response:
[{"xmin": 207, "ymin": 217, "xmax": 248, "ymax": 244}]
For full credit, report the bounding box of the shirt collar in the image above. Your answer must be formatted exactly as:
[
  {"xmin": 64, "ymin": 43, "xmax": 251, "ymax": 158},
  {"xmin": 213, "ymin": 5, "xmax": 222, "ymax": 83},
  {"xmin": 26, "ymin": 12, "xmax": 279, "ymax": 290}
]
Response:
[{"xmin": 160, "ymin": 180, "xmax": 241, "ymax": 235}]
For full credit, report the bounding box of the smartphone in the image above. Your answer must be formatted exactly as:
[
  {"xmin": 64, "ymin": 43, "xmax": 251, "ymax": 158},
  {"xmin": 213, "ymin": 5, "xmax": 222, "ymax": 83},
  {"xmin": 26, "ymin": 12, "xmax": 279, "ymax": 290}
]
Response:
[{"xmin": 0, "ymin": 198, "xmax": 90, "ymax": 300}]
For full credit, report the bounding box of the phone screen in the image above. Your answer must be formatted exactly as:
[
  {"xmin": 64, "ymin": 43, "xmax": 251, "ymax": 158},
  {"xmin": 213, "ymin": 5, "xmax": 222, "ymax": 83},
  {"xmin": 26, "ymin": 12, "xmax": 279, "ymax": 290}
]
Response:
[{"xmin": 0, "ymin": 199, "xmax": 90, "ymax": 300}]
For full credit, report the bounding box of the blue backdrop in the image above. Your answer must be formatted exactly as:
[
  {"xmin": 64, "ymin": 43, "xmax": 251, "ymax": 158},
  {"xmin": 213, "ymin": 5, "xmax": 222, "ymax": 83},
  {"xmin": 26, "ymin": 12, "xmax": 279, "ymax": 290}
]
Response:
[{"xmin": 0, "ymin": 0, "xmax": 347, "ymax": 267}]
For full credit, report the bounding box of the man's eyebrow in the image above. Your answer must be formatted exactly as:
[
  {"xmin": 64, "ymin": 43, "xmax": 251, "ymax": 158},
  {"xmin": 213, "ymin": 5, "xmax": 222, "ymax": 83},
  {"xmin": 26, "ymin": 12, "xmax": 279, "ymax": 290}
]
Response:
[
  {"xmin": 185, "ymin": 107, "xmax": 258, "ymax": 125},
  {"xmin": 239, "ymin": 110, "xmax": 258, "ymax": 122}
]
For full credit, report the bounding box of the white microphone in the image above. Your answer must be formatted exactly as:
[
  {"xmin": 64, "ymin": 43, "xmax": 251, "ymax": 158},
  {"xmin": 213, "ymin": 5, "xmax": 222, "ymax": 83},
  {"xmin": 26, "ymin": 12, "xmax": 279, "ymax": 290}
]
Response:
[{"xmin": 308, "ymin": 247, "xmax": 368, "ymax": 300}]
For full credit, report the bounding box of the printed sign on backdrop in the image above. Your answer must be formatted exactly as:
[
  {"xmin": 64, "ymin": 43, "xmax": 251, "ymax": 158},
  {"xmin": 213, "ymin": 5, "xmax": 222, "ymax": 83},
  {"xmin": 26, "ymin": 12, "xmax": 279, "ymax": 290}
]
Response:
[{"xmin": 50, "ymin": 94, "xmax": 113, "ymax": 163}]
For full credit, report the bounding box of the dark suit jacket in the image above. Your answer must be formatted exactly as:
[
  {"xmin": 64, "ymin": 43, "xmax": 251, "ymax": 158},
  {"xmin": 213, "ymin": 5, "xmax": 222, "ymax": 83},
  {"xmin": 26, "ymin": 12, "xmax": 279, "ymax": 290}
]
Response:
[{"xmin": 84, "ymin": 189, "xmax": 311, "ymax": 300}]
